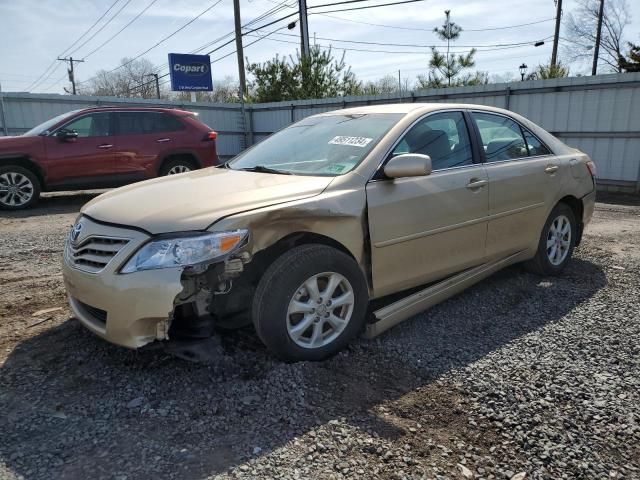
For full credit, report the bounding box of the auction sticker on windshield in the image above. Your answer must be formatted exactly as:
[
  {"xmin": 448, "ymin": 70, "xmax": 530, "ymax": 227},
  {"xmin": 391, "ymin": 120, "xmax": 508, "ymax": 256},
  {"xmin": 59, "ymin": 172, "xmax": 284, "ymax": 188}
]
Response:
[{"xmin": 328, "ymin": 136, "xmax": 373, "ymax": 147}]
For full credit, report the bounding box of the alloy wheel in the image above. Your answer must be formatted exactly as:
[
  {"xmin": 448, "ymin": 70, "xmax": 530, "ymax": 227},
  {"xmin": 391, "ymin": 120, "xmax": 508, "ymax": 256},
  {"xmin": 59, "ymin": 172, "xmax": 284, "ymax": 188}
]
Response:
[
  {"xmin": 546, "ymin": 214, "xmax": 571, "ymax": 266},
  {"xmin": 286, "ymin": 272, "xmax": 355, "ymax": 349},
  {"xmin": 0, "ymin": 172, "xmax": 35, "ymax": 207},
  {"xmin": 167, "ymin": 165, "xmax": 191, "ymax": 175}
]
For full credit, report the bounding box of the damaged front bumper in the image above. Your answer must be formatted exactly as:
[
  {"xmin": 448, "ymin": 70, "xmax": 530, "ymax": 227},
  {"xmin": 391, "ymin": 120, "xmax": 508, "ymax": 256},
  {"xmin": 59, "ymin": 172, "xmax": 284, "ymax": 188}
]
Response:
[
  {"xmin": 62, "ymin": 216, "xmax": 250, "ymax": 349},
  {"xmin": 64, "ymin": 264, "xmax": 182, "ymax": 348}
]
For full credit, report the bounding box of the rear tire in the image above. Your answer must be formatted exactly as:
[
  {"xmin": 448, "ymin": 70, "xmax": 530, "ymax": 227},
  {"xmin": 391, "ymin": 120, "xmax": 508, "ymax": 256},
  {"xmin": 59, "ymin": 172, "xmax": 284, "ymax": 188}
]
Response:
[
  {"xmin": 160, "ymin": 157, "xmax": 198, "ymax": 176},
  {"xmin": 524, "ymin": 202, "xmax": 576, "ymax": 275},
  {"xmin": 0, "ymin": 165, "xmax": 40, "ymax": 210},
  {"xmin": 252, "ymin": 244, "xmax": 369, "ymax": 362}
]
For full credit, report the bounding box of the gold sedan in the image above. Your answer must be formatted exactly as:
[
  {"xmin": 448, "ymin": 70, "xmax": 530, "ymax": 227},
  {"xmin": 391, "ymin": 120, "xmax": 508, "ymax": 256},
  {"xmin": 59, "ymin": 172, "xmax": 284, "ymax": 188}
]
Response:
[{"xmin": 63, "ymin": 103, "xmax": 596, "ymax": 361}]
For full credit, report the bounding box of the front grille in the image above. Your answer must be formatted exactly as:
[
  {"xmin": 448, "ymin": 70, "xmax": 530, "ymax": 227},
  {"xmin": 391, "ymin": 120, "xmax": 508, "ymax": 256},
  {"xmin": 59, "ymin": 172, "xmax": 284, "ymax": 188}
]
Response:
[
  {"xmin": 75, "ymin": 299, "xmax": 107, "ymax": 326},
  {"xmin": 66, "ymin": 236, "xmax": 129, "ymax": 273}
]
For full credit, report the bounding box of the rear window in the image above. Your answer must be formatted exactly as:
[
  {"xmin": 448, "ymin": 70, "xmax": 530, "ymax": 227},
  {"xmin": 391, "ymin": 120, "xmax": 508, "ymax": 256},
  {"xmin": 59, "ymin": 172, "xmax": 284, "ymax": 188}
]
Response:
[{"xmin": 115, "ymin": 112, "xmax": 185, "ymax": 135}]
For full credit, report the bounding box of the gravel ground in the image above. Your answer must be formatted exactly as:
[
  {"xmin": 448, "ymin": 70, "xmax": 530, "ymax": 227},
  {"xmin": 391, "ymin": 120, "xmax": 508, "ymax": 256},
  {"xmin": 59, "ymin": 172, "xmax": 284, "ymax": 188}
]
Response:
[{"xmin": 0, "ymin": 191, "xmax": 639, "ymax": 480}]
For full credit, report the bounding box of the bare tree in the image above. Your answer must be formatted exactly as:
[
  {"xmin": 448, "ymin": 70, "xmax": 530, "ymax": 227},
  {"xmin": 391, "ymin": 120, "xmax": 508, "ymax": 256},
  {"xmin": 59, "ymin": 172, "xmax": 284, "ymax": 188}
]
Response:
[
  {"xmin": 79, "ymin": 58, "xmax": 164, "ymax": 98},
  {"xmin": 361, "ymin": 75, "xmax": 399, "ymax": 95},
  {"xmin": 563, "ymin": 0, "xmax": 631, "ymax": 72},
  {"xmin": 172, "ymin": 77, "xmax": 241, "ymax": 103}
]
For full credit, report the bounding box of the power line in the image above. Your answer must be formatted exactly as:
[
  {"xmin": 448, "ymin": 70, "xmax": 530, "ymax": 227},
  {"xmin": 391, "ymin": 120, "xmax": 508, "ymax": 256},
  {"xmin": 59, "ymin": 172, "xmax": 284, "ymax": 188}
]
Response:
[
  {"xmin": 314, "ymin": 13, "xmax": 555, "ymax": 32},
  {"xmin": 310, "ymin": 0, "xmax": 427, "ymax": 15},
  {"xmin": 142, "ymin": 0, "xmax": 296, "ymax": 79},
  {"xmin": 26, "ymin": 0, "xmax": 121, "ymax": 91},
  {"xmin": 67, "ymin": 0, "xmax": 134, "ymax": 57},
  {"xmin": 245, "ymin": 32, "xmax": 553, "ymax": 55},
  {"xmin": 78, "ymin": 0, "xmax": 224, "ymax": 86},
  {"xmin": 82, "ymin": 0, "xmax": 160, "ymax": 59},
  {"xmin": 267, "ymin": 31, "xmax": 553, "ymax": 49}
]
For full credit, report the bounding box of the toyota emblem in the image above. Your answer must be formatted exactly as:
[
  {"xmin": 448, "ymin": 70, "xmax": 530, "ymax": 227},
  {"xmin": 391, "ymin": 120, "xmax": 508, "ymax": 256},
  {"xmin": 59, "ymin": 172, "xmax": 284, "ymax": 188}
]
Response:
[{"xmin": 70, "ymin": 222, "xmax": 83, "ymax": 243}]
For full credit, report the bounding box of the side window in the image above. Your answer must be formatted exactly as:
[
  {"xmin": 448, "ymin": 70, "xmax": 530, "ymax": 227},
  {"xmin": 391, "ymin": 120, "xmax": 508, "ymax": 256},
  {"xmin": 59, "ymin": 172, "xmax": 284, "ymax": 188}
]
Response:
[
  {"xmin": 155, "ymin": 113, "xmax": 185, "ymax": 132},
  {"xmin": 391, "ymin": 111, "xmax": 473, "ymax": 170},
  {"xmin": 523, "ymin": 129, "xmax": 551, "ymax": 156},
  {"xmin": 116, "ymin": 112, "xmax": 185, "ymax": 135},
  {"xmin": 61, "ymin": 113, "xmax": 111, "ymax": 137},
  {"xmin": 472, "ymin": 112, "xmax": 528, "ymax": 162},
  {"xmin": 116, "ymin": 112, "xmax": 145, "ymax": 135}
]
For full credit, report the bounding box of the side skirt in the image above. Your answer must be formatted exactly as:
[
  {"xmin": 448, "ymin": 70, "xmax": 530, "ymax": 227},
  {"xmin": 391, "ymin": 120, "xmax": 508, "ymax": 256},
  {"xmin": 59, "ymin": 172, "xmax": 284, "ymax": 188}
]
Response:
[{"xmin": 363, "ymin": 250, "xmax": 529, "ymax": 339}]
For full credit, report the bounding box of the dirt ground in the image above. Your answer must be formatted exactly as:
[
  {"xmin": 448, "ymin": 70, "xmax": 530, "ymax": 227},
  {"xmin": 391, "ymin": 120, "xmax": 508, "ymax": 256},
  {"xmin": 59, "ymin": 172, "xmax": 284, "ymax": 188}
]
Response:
[{"xmin": 1, "ymin": 191, "xmax": 639, "ymax": 480}]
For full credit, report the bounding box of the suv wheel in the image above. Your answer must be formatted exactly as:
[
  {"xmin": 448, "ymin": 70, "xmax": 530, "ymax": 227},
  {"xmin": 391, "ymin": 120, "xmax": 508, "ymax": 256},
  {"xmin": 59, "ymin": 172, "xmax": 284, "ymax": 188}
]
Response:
[
  {"xmin": 160, "ymin": 158, "xmax": 197, "ymax": 176},
  {"xmin": 0, "ymin": 166, "xmax": 40, "ymax": 210},
  {"xmin": 525, "ymin": 202, "xmax": 576, "ymax": 275},
  {"xmin": 252, "ymin": 245, "xmax": 369, "ymax": 362}
]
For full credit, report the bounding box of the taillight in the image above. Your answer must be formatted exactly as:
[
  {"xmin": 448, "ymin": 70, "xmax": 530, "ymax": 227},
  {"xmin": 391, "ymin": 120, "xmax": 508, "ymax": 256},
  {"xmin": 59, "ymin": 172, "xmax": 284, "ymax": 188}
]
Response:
[
  {"xmin": 203, "ymin": 131, "xmax": 217, "ymax": 141},
  {"xmin": 586, "ymin": 160, "xmax": 596, "ymax": 177}
]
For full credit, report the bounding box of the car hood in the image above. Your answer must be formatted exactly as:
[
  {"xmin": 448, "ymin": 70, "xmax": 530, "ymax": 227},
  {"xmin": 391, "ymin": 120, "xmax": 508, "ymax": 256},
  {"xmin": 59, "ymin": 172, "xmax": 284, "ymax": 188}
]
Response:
[
  {"xmin": 0, "ymin": 135, "xmax": 41, "ymax": 148},
  {"xmin": 82, "ymin": 167, "xmax": 334, "ymax": 234}
]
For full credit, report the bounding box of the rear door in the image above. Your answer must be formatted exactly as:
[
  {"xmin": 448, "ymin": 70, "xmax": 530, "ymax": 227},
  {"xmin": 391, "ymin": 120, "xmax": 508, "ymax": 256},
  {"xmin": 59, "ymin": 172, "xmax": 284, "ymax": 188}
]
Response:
[
  {"xmin": 366, "ymin": 110, "xmax": 489, "ymax": 297},
  {"xmin": 469, "ymin": 111, "xmax": 561, "ymax": 259},
  {"xmin": 112, "ymin": 111, "xmax": 187, "ymax": 181},
  {"xmin": 42, "ymin": 112, "xmax": 115, "ymax": 187}
]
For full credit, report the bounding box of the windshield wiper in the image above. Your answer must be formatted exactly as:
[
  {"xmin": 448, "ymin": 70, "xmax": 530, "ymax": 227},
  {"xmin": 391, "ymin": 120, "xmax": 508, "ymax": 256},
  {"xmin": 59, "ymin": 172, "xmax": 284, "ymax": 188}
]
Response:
[{"xmin": 238, "ymin": 165, "xmax": 292, "ymax": 175}]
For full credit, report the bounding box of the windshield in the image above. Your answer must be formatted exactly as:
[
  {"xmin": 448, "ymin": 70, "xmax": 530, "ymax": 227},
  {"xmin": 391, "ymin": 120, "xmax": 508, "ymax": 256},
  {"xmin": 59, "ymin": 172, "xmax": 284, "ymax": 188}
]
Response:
[
  {"xmin": 22, "ymin": 110, "xmax": 82, "ymax": 137},
  {"xmin": 229, "ymin": 113, "xmax": 403, "ymax": 176}
]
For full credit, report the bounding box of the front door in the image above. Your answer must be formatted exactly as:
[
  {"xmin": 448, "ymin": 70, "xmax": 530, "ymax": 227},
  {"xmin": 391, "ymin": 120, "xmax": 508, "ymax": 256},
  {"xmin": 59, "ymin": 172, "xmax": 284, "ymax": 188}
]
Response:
[
  {"xmin": 366, "ymin": 111, "xmax": 489, "ymax": 297},
  {"xmin": 43, "ymin": 112, "xmax": 115, "ymax": 187},
  {"xmin": 469, "ymin": 111, "xmax": 562, "ymax": 260}
]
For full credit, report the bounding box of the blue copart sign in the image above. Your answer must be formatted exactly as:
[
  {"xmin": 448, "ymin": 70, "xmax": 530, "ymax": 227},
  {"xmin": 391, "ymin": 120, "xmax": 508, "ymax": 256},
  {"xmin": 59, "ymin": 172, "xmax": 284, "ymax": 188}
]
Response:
[{"xmin": 168, "ymin": 53, "xmax": 213, "ymax": 91}]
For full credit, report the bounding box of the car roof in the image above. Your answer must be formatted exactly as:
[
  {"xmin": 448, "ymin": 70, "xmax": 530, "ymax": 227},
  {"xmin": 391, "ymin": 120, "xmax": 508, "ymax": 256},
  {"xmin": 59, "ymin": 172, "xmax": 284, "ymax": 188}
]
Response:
[{"xmin": 316, "ymin": 102, "xmax": 513, "ymax": 116}]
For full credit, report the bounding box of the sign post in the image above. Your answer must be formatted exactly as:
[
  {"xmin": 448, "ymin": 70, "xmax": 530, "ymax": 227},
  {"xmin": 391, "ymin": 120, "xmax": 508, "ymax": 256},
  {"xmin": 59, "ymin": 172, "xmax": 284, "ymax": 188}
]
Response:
[{"xmin": 168, "ymin": 53, "xmax": 213, "ymax": 93}]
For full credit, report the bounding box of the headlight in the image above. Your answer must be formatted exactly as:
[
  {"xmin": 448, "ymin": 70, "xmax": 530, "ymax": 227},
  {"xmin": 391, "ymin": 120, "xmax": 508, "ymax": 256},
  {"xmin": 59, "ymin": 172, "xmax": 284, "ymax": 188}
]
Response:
[{"xmin": 121, "ymin": 230, "xmax": 248, "ymax": 273}]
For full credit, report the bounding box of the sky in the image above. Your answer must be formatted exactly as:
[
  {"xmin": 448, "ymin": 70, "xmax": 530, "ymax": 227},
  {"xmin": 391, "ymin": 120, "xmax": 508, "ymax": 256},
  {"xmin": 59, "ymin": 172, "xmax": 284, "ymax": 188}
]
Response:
[{"xmin": 1, "ymin": 0, "xmax": 639, "ymax": 94}]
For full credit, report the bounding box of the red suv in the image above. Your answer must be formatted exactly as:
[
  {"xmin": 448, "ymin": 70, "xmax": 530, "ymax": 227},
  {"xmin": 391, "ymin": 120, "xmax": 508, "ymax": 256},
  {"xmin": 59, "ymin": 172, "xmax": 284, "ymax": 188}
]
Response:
[{"xmin": 0, "ymin": 106, "xmax": 219, "ymax": 209}]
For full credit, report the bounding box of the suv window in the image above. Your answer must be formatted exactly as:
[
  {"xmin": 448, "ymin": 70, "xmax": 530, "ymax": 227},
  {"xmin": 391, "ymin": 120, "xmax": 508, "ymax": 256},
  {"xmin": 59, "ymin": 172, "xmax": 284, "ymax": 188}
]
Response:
[
  {"xmin": 115, "ymin": 112, "xmax": 185, "ymax": 135},
  {"xmin": 472, "ymin": 112, "xmax": 529, "ymax": 162},
  {"xmin": 392, "ymin": 111, "xmax": 473, "ymax": 170},
  {"xmin": 61, "ymin": 113, "xmax": 111, "ymax": 137}
]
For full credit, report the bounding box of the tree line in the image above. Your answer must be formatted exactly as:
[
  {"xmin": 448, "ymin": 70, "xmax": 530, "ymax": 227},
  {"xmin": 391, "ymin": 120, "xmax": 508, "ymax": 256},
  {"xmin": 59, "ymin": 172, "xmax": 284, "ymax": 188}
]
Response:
[{"xmin": 78, "ymin": 0, "xmax": 639, "ymax": 103}]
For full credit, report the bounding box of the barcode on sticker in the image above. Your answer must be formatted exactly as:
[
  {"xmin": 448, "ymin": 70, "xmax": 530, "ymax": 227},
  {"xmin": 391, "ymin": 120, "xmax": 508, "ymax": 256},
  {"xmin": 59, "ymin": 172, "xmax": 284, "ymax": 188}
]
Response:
[{"xmin": 328, "ymin": 136, "xmax": 373, "ymax": 148}]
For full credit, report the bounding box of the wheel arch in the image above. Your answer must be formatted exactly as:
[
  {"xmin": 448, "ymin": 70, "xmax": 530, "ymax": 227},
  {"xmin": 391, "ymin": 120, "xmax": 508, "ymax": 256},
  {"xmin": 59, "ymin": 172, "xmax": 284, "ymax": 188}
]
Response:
[
  {"xmin": 557, "ymin": 195, "xmax": 584, "ymax": 246},
  {"xmin": 157, "ymin": 151, "xmax": 202, "ymax": 175},
  {"xmin": 249, "ymin": 232, "xmax": 359, "ymax": 284},
  {"xmin": 0, "ymin": 156, "xmax": 45, "ymax": 188}
]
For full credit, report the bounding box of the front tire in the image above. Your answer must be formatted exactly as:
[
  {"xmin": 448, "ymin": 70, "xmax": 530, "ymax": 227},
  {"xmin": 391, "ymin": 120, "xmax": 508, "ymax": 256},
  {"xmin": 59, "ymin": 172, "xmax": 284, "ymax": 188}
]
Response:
[
  {"xmin": 252, "ymin": 244, "xmax": 369, "ymax": 362},
  {"xmin": 525, "ymin": 202, "xmax": 576, "ymax": 275},
  {"xmin": 160, "ymin": 158, "xmax": 197, "ymax": 176},
  {"xmin": 0, "ymin": 165, "xmax": 40, "ymax": 210}
]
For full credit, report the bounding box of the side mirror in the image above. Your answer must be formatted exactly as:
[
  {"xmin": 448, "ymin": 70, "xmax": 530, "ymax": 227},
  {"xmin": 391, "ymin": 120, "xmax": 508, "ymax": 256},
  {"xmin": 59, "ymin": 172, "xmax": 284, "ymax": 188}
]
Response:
[
  {"xmin": 56, "ymin": 129, "xmax": 79, "ymax": 142},
  {"xmin": 384, "ymin": 153, "xmax": 432, "ymax": 179}
]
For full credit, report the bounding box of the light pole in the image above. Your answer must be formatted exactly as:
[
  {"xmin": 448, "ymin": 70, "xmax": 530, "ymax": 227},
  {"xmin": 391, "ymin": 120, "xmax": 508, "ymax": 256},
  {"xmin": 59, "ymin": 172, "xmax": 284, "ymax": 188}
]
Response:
[{"xmin": 519, "ymin": 63, "xmax": 528, "ymax": 81}]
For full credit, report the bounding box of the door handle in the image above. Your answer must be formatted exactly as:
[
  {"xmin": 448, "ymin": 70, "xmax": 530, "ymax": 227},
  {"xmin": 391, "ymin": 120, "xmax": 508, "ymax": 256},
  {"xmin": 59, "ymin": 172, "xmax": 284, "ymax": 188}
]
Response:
[
  {"xmin": 545, "ymin": 164, "xmax": 559, "ymax": 174},
  {"xmin": 156, "ymin": 138, "xmax": 171, "ymax": 143},
  {"xmin": 97, "ymin": 144, "xmax": 113, "ymax": 149},
  {"xmin": 466, "ymin": 178, "xmax": 488, "ymax": 189}
]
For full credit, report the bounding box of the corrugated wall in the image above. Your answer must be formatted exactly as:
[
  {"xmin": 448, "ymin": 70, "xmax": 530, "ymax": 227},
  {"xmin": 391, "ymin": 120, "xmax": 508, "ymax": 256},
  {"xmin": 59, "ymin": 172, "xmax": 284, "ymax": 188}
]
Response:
[{"xmin": 1, "ymin": 72, "xmax": 639, "ymax": 190}]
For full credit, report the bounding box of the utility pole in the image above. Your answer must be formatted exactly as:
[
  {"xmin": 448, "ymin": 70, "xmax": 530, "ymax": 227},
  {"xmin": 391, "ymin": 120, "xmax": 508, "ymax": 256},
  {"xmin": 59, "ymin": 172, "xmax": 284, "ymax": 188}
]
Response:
[
  {"xmin": 551, "ymin": 0, "xmax": 562, "ymax": 68},
  {"xmin": 233, "ymin": 0, "xmax": 247, "ymax": 100},
  {"xmin": 298, "ymin": 0, "xmax": 310, "ymax": 58},
  {"xmin": 145, "ymin": 73, "xmax": 160, "ymax": 99},
  {"xmin": 592, "ymin": 0, "xmax": 605, "ymax": 75},
  {"xmin": 57, "ymin": 57, "xmax": 84, "ymax": 95}
]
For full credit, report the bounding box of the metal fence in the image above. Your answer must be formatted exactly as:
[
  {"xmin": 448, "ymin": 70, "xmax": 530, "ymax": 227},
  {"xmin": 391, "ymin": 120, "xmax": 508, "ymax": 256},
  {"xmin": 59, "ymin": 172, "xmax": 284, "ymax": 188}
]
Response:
[{"xmin": 2, "ymin": 71, "xmax": 639, "ymax": 192}]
